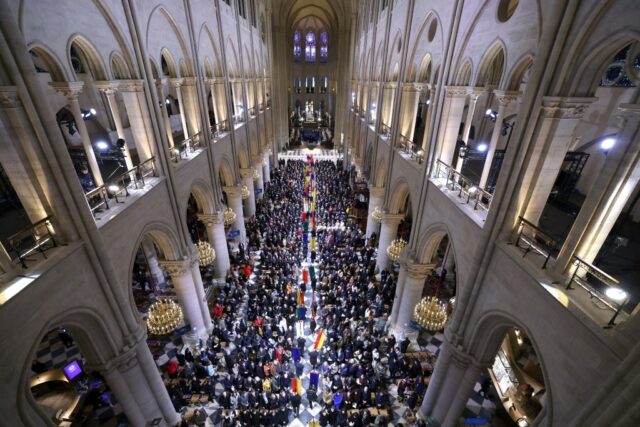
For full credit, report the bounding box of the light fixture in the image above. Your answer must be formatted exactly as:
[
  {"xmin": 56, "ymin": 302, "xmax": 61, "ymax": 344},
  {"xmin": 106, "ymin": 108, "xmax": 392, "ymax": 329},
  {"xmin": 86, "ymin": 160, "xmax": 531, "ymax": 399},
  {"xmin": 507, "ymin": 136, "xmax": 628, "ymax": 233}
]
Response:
[
  {"xmin": 262, "ymin": 158, "xmax": 267, "ymax": 167},
  {"xmin": 413, "ymin": 296, "xmax": 448, "ymax": 331},
  {"xmin": 165, "ymin": 98, "xmax": 171, "ymax": 105},
  {"xmin": 96, "ymin": 141, "xmax": 110, "ymax": 150},
  {"xmin": 371, "ymin": 206, "xmax": 382, "ymax": 223},
  {"xmin": 485, "ymin": 108, "xmax": 494, "ymax": 116},
  {"xmin": 426, "ymin": 99, "xmax": 431, "ymax": 105},
  {"xmin": 477, "ymin": 143, "xmax": 488, "ymax": 152},
  {"xmin": 386, "ymin": 238, "xmax": 407, "ymax": 262},
  {"xmin": 605, "ymin": 287, "xmax": 627, "ymax": 301},
  {"xmin": 600, "ymin": 138, "xmax": 616, "ymax": 151},
  {"xmin": 107, "ymin": 184, "xmax": 120, "ymax": 193},
  {"xmin": 253, "ymin": 169, "xmax": 260, "ymax": 180},
  {"xmin": 468, "ymin": 186, "xmax": 478, "ymax": 196},
  {"xmin": 241, "ymin": 185, "xmax": 250, "ymax": 200},
  {"xmin": 223, "ymin": 207, "xmax": 237, "ymax": 227},
  {"xmin": 89, "ymin": 108, "xmax": 97, "ymax": 116},
  {"xmin": 196, "ymin": 241, "xmax": 216, "ymax": 266},
  {"xmin": 146, "ymin": 298, "xmax": 184, "ymax": 335},
  {"xmin": 416, "ymin": 149, "xmax": 425, "ymax": 164}
]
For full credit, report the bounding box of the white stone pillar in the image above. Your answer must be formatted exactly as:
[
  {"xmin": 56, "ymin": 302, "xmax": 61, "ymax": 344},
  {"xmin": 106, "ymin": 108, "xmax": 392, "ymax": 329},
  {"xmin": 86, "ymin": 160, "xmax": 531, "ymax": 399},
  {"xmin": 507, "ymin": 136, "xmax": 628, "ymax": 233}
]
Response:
[
  {"xmin": 522, "ymin": 97, "xmax": 595, "ymax": 225},
  {"xmin": 365, "ymin": 186, "xmax": 385, "ymax": 238},
  {"xmin": 435, "ymin": 359, "xmax": 484, "ymax": 427},
  {"xmin": 211, "ymin": 79, "xmax": 229, "ymax": 127},
  {"xmin": 389, "ymin": 265, "xmax": 407, "ymax": 326},
  {"xmin": 240, "ymin": 168, "xmax": 256, "ymax": 218},
  {"xmin": 189, "ymin": 256, "xmax": 213, "ymax": 333},
  {"xmin": 160, "ymin": 260, "xmax": 206, "ymax": 338},
  {"xmin": 456, "ymin": 88, "xmax": 485, "ymax": 171},
  {"xmin": 252, "ymin": 160, "xmax": 265, "ymax": 200},
  {"xmin": 155, "ymin": 79, "xmax": 175, "ymax": 149},
  {"xmin": 395, "ymin": 263, "xmax": 434, "ymax": 334},
  {"xmin": 479, "ymin": 90, "xmax": 520, "ymax": 188},
  {"xmin": 95, "ymin": 82, "xmax": 135, "ymax": 170},
  {"xmin": 170, "ymin": 78, "xmax": 189, "ymax": 139},
  {"xmin": 436, "ymin": 86, "xmax": 468, "ymax": 166},
  {"xmin": 141, "ymin": 238, "xmax": 165, "ymax": 287},
  {"xmin": 263, "ymin": 152, "xmax": 271, "ymax": 184},
  {"xmin": 51, "ymin": 81, "xmax": 103, "ymax": 186},
  {"xmin": 224, "ymin": 185, "xmax": 247, "ymax": 244},
  {"xmin": 181, "ymin": 77, "xmax": 201, "ymax": 137},
  {"xmin": 399, "ymin": 83, "xmax": 426, "ymax": 143},
  {"xmin": 376, "ymin": 214, "xmax": 403, "ymax": 271},
  {"xmin": 198, "ymin": 212, "xmax": 231, "ymax": 279},
  {"xmin": 381, "ymin": 82, "xmax": 397, "ymax": 129},
  {"xmin": 118, "ymin": 80, "xmax": 155, "ymax": 162},
  {"xmin": 231, "ymin": 79, "xmax": 245, "ymax": 121}
]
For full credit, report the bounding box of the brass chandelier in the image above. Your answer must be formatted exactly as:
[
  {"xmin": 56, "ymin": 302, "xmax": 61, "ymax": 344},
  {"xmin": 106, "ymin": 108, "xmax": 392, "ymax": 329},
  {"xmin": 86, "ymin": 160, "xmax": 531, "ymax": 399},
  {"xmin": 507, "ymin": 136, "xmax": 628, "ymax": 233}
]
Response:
[
  {"xmin": 413, "ymin": 296, "xmax": 448, "ymax": 331},
  {"xmin": 253, "ymin": 169, "xmax": 260, "ymax": 180},
  {"xmin": 146, "ymin": 298, "xmax": 184, "ymax": 335},
  {"xmin": 386, "ymin": 238, "xmax": 407, "ymax": 262},
  {"xmin": 197, "ymin": 240, "xmax": 216, "ymax": 266},
  {"xmin": 223, "ymin": 207, "xmax": 237, "ymax": 227},
  {"xmin": 371, "ymin": 206, "xmax": 382, "ymax": 223},
  {"xmin": 241, "ymin": 184, "xmax": 250, "ymax": 200}
]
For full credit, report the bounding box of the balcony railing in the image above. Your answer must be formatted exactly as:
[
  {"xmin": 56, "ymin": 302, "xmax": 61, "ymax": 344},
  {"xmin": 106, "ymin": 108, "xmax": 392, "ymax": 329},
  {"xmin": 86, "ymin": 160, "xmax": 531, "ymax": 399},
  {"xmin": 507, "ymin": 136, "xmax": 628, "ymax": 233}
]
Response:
[
  {"xmin": 396, "ymin": 134, "xmax": 425, "ymax": 162},
  {"xmin": 433, "ymin": 160, "xmax": 493, "ymax": 211},
  {"xmin": 566, "ymin": 256, "xmax": 629, "ymax": 326},
  {"xmin": 210, "ymin": 120, "xmax": 230, "ymax": 139},
  {"xmin": 513, "ymin": 216, "xmax": 558, "ymax": 269},
  {"xmin": 85, "ymin": 157, "xmax": 157, "ymax": 217},
  {"xmin": 258, "ymin": 103, "xmax": 265, "ymax": 111},
  {"xmin": 5, "ymin": 216, "xmax": 57, "ymax": 268},
  {"xmin": 379, "ymin": 123, "xmax": 391, "ymax": 137},
  {"xmin": 248, "ymin": 106, "xmax": 257, "ymax": 116},
  {"xmin": 171, "ymin": 133, "xmax": 203, "ymax": 163}
]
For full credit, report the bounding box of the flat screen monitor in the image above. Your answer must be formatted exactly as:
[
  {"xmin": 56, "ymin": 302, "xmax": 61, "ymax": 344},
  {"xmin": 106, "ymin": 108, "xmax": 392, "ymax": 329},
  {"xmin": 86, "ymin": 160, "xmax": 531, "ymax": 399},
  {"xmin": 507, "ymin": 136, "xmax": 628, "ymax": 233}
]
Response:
[{"xmin": 63, "ymin": 360, "xmax": 83, "ymax": 381}]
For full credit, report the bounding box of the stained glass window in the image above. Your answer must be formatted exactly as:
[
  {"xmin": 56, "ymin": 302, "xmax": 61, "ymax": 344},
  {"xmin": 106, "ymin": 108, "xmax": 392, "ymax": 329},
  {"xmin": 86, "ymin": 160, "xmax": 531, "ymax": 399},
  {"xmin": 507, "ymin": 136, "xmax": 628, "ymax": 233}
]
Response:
[
  {"xmin": 319, "ymin": 32, "xmax": 328, "ymax": 62},
  {"xmin": 293, "ymin": 31, "xmax": 301, "ymax": 61},
  {"xmin": 305, "ymin": 32, "xmax": 316, "ymax": 62}
]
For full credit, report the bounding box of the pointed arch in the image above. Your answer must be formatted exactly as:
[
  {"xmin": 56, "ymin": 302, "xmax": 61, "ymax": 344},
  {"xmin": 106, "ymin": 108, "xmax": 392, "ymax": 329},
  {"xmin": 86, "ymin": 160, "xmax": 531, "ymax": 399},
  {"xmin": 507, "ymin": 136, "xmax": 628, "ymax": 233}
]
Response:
[
  {"xmin": 68, "ymin": 34, "xmax": 108, "ymax": 80},
  {"xmin": 28, "ymin": 43, "xmax": 68, "ymax": 82},
  {"xmin": 146, "ymin": 5, "xmax": 194, "ymax": 78},
  {"xmin": 475, "ymin": 39, "xmax": 507, "ymax": 87},
  {"xmin": 188, "ymin": 179, "xmax": 216, "ymax": 215},
  {"xmin": 160, "ymin": 48, "xmax": 178, "ymax": 78},
  {"xmin": 218, "ymin": 156, "xmax": 235, "ymax": 187},
  {"xmin": 199, "ymin": 23, "xmax": 224, "ymax": 77},
  {"xmin": 506, "ymin": 53, "xmax": 534, "ymax": 91},
  {"xmin": 110, "ymin": 51, "xmax": 131, "ymax": 79},
  {"xmin": 417, "ymin": 53, "xmax": 433, "ymax": 82},
  {"xmin": 455, "ymin": 59, "xmax": 473, "ymax": 86}
]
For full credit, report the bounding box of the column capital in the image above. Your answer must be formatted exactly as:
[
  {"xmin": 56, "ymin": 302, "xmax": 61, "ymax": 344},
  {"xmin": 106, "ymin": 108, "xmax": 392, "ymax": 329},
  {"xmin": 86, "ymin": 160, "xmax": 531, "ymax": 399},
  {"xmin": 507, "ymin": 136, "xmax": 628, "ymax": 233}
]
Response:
[
  {"xmin": 618, "ymin": 103, "xmax": 640, "ymax": 117},
  {"xmin": 182, "ymin": 77, "xmax": 197, "ymax": 86},
  {"xmin": 222, "ymin": 185, "xmax": 242, "ymax": 196},
  {"xmin": 154, "ymin": 78, "xmax": 167, "ymax": 88},
  {"xmin": 94, "ymin": 80, "xmax": 120, "ymax": 94},
  {"xmin": 251, "ymin": 155, "xmax": 264, "ymax": 165},
  {"xmin": 494, "ymin": 89, "xmax": 521, "ymax": 106},
  {"xmin": 118, "ymin": 79, "xmax": 144, "ymax": 92},
  {"xmin": 402, "ymin": 82, "xmax": 427, "ymax": 92},
  {"xmin": 169, "ymin": 78, "xmax": 184, "ymax": 88},
  {"xmin": 159, "ymin": 260, "xmax": 191, "ymax": 277},
  {"xmin": 369, "ymin": 185, "xmax": 385, "ymax": 198},
  {"xmin": 198, "ymin": 212, "xmax": 224, "ymax": 226},
  {"xmin": 239, "ymin": 167, "xmax": 255, "ymax": 179},
  {"xmin": 466, "ymin": 86, "xmax": 486, "ymax": 99},
  {"xmin": 541, "ymin": 96, "xmax": 597, "ymax": 119},
  {"xmin": 49, "ymin": 81, "xmax": 84, "ymax": 99},
  {"xmin": 383, "ymin": 82, "xmax": 398, "ymax": 90},
  {"xmin": 0, "ymin": 86, "xmax": 19, "ymax": 108},
  {"xmin": 444, "ymin": 85, "xmax": 469, "ymax": 98},
  {"xmin": 381, "ymin": 213, "xmax": 405, "ymax": 225},
  {"xmin": 403, "ymin": 262, "xmax": 437, "ymax": 279},
  {"xmin": 85, "ymin": 328, "xmax": 147, "ymax": 374}
]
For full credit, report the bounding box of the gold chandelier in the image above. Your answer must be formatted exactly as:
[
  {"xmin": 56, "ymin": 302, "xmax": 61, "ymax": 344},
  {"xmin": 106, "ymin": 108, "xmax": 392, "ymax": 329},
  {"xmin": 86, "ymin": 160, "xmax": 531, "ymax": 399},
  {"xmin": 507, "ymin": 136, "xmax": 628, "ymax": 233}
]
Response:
[
  {"xmin": 241, "ymin": 184, "xmax": 250, "ymax": 200},
  {"xmin": 253, "ymin": 169, "xmax": 260, "ymax": 180},
  {"xmin": 262, "ymin": 158, "xmax": 267, "ymax": 166},
  {"xmin": 223, "ymin": 207, "xmax": 237, "ymax": 227},
  {"xmin": 413, "ymin": 296, "xmax": 448, "ymax": 331},
  {"xmin": 197, "ymin": 241, "xmax": 216, "ymax": 266},
  {"xmin": 386, "ymin": 238, "xmax": 406, "ymax": 262},
  {"xmin": 146, "ymin": 298, "xmax": 184, "ymax": 335},
  {"xmin": 371, "ymin": 206, "xmax": 382, "ymax": 223}
]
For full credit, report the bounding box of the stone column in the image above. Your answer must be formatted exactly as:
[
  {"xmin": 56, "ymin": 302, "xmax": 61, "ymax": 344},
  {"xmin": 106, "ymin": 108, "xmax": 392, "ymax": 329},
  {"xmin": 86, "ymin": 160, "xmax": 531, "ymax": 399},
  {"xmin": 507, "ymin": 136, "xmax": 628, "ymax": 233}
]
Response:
[
  {"xmin": 263, "ymin": 152, "xmax": 271, "ymax": 184},
  {"xmin": 141, "ymin": 237, "xmax": 165, "ymax": 288},
  {"xmin": 479, "ymin": 90, "xmax": 520, "ymax": 188},
  {"xmin": 252, "ymin": 158, "xmax": 265, "ymax": 200},
  {"xmin": 522, "ymin": 97, "xmax": 595, "ymax": 225},
  {"xmin": 556, "ymin": 103, "xmax": 640, "ymax": 270},
  {"xmin": 399, "ymin": 83, "xmax": 426, "ymax": 143},
  {"xmin": 170, "ymin": 78, "xmax": 189, "ymax": 139},
  {"xmin": 389, "ymin": 265, "xmax": 407, "ymax": 326},
  {"xmin": 211, "ymin": 79, "xmax": 229, "ymax": 127},
  {"xmin": 368, "ymin": 81, "xmax": 380, "ymax": 124},
  {"xmin": 456, "ymin": 88, "xmax": 485, "ymax": 171},
  {"xmin": 95, "ymin": 82, "xmax": 135, "ymax": 170},
  {"xmin": 420, "ymin": 87, "xmax": 433, "ymax": 151},
  {"xmin": 155, "ymin": 78, "xmax": 175, "ymax": 149},
  {"xmin": 160, "ymin": 260, "xmax": 206, "ymax": 338},
  {"xmin": 395, "ymin": 262, "xmax": 435, "ymax": 334},
  {"xmin": 50, "ymin": 81, "xmax": 103, "ymax": 186},
  {"xmin": 365, "ymin": 186, "xmax": 385, "ymax": 238},
  {"xmin": 436, "ymin": 86, "xmax": 468, "ymax": 166},
  {"xmin": 224, "ymin": 185, "xmax": 247, "ymax": 244},
  {"xmin": 240, "ymin": 168, "xmax": 256, "ymax": 218},
  {"xmin": 189, "ymin": 255, "xmax": 213, "ymax": 333},
  {"xmin": 198, "ymin": 212, "xmax": 231, "ymax": 279},
  {"xmin": 231, "ymin": 79, "xmax": 245, "ymax": 122},
  {"xmin": 376, "ymin": 214, "xmax": 404, "ymax": 271},
  {"xmin": 256, "ymin": 78, "xmax": 264, "ymax": 107},
  {"xmin": 96, "ymin": 339, "xmax": 180, "ymax": 426},
  {"xmin": 180, "ymin": 77, "xmax": 201, "ymax": 137},
  {"xmin": 380, "ymin": 82, "xmax": 397, "ymax": 129},
  {"xmin": 118, "ymin": 80, "xmax": 155, "ymax": 162}
]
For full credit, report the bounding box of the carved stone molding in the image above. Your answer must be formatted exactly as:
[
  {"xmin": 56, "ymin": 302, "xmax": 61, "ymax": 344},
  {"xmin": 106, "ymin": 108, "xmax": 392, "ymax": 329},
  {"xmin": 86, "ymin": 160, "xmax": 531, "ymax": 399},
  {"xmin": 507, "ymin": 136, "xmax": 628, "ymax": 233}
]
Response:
[
  {"xmin": 380, "ymin": 213, "xmax": 405, "ymax": 225},
  {"xmin": 541, "ymin": 96, "xmax": 596, "ymax": 119},
  {"xmin": 159, "ymin": 260, "xmax": 191, "ymax": 277},
  {"xmin": 94, "ymin": 80, "xmax": 120, "ymax": 94},
  {"xmin": 444, "ymin": 85, "xmax": 469, "ymax": 98},
  {"xmin": 466, "ymin": 86, "xmax": 486, "ymax": 98},
  {"xmin": 404, "ymin": 262, "xmax": 437, "ymax": 279},
  {"xmin": 369, "ymin": 185, "xmax": 385, "ymax": 198},
  {"xmin": 117, "ymin": 79, "xmax": 144, "ymax": 92},
  {"xmin": 182, "ymin": 77, "xmax": 197, "ymax": 86},
  {"xmin": 198, "ymin": 212, "xmax": 224, "ymax": 226},
  {"xmin": 49, "ymin": 81, "xmax": 84, "ymax": 99},
  {"xmin": 0, "ymin": 86, "xmax": 19, "ymax": 108},
  {"xmin": 222, "ymin": 185, "xmax": 242, "ymax": 197},
  {"xmin": 403, "ymin": 82, "xmax": 427, "ymax": 92},
  {"xmin": 169, "ymin": 78, "xmax": 184, "ymax": 88},
  {"xmin": 383, "ymin": 82, "xmax": 398, "ymax": 90},
  {"xmin": 494, "ymin": 89, "xmax": 521, "ymax": 107},
  {"xmin": 239, "ymin": 168, "xmax": 255, "ymax": 179}
]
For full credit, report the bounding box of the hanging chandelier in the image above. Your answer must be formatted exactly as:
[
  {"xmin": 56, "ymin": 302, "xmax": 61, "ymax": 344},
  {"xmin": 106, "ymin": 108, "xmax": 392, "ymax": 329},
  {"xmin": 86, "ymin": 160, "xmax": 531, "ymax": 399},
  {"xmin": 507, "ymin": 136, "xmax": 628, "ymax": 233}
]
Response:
[
  {"xmin": 241, "ymin": 184, "xmax": 250, "ymax": 200},
  {"xmin": 223, "ymin": 207, "xmax": 237, "ymax": 227},
  {"xmin": 146, "ymin": 298, "xmax": 184, "ymax": 335},
  {"xmin": 413, "ymin": 296, "xmax": 448, "ymax": 331},
  {"xmin": 386, "ymin": 238, "xmax": 407, "ymax": 262},
  {"xmin": 371, "ymin": 206, "xmax": 382, "ymax": 223},
  {"xmin": 262, "ymin": 158, "xmax": 267, "ymax": 167},
  {"xmin": 253, "ymin": 169, "xmax": 260, "ymax": 180},
  {"xmin": 197, "ymin": 240, "xmax": 216, "ymax": 266}
]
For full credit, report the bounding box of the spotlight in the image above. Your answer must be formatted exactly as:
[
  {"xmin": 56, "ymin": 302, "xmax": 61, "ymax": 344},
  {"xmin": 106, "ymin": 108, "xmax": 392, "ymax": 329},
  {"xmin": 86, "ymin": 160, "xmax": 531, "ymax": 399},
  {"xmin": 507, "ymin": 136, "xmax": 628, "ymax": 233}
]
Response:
[
  {"xmin": 116, "ymin": 138, "xmax": 126, "ymax": 149},
  {"xmin": 600, "ymin": 138, "xmax": 616, "ymax": 151},
  {"xmin": 89, "ymin": 108, "xmax": 97, "ymax": 116},
  {"xmin": 107, "ymin": 184, "xmax": 120, "ymax": 193},
  {"xmin": 166, "ymin": 98, "xmax": 171, "ymax": 105},
  {"xmin": 485, "ymin": 108, "xmax": 493, "ymax": 116},
  {"xmin": 96, "ymin": 141, "xmax": 109, "ymax": 150},
  {"xmin": 477, "ymin": 143, "xmax": 488, "ymax": 152},
  {"xmin": 426, "ymin": 100, "xmax": 430, "ymax": 105},
  {"xmin": 605, "ymin": 287, "xmax": 627, "ymax": 301},
  {"xmin": 468, "ymin": 186, "xmax": 478, "ymax": 196}
]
